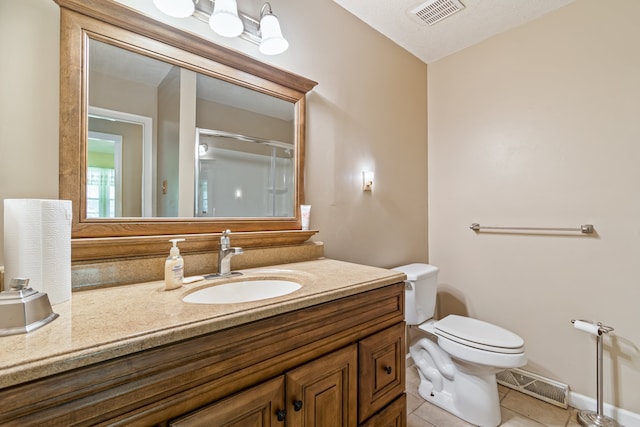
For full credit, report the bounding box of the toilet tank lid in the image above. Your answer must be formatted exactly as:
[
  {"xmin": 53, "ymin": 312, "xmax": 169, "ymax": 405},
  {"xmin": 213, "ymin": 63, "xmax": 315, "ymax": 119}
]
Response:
[{"xmin": 392, "ymin": 263, "xmax": 439, "ymax": 281}]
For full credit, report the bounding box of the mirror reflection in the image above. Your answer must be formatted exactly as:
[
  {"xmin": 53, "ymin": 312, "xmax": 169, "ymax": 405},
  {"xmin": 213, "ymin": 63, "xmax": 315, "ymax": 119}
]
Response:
[
  {"xmin": 195, "ymin": 129, "xmax": 294, "ymax": 218},
  {"xmin": 87, "ymin": 38, "xmax": 296, "ymax": 219}
]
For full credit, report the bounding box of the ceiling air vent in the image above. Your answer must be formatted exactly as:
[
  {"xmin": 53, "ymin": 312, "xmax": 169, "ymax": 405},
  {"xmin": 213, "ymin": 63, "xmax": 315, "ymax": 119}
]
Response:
[{"xmin": 411, "ymin": 0, "xmax": 465, "ymax": 26}]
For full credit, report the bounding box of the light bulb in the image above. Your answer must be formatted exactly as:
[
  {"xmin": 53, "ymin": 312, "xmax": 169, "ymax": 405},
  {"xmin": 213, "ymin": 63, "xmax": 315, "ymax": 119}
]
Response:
[
  {"xmin": 259, "ymin": 13, "xmax": 288, "ymax": 55},
  {"xmin": 210, "ymin": 0, "xmax": 244, "ymax": 37}
]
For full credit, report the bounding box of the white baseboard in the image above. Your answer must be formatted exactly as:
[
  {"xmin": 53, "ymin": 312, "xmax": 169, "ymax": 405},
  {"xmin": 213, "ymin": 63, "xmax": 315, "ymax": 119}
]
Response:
[{"xmin": 569, "ymin": 391, "xmax": 640, "ymax": 427}]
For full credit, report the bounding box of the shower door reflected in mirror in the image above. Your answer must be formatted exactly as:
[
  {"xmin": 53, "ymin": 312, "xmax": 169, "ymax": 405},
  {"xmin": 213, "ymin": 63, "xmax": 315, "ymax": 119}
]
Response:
[{"xmin": 195, "ymin": 129, "xmax": 294, "ymax": 218}]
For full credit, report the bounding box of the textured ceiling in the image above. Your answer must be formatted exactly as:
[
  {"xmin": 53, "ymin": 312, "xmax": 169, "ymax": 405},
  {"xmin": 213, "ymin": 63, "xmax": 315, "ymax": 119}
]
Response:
[{"xmin": 333, "ymin": 0, "xmax": 575, "ymax": 64}]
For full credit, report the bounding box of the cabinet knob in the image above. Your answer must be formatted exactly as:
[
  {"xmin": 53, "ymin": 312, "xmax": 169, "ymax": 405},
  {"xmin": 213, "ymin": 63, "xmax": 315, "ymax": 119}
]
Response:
[
  {"xmin": 384, "ymin": 366, "xmax": 393, "ymax": 374},
  {"xmin": 293, "ymin": 399, "xmax": 303, "ymax": 411},
  {"xmin": 276, "ymin": 409, "xmax": 286, "ymax": 421}
]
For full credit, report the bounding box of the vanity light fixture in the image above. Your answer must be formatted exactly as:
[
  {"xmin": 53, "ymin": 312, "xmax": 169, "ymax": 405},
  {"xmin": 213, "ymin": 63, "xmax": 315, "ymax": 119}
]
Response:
[
  {"xmin": 153, "ymin": 0, "xmax": 289, "ymax": 55},
  {"xmin": 210, "ymin": 0, "xmax": 244, "ymax": 37},
  {"xmin": 362, "ymin": 171, "xmax": 374, "ymax": 192},
  {"xmin": 258, "ymin": 3, "xmax": 289, "ymax": 55},
  {"xmin": 152, "ymin": 0, "xmax": 195, "ymax": 18}
]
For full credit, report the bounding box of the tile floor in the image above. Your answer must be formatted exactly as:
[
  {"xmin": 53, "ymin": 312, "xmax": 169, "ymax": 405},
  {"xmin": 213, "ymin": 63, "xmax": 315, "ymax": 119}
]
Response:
[{"xmin": 406, "ymin": 360, "xmax": 581, "ymax": 427}]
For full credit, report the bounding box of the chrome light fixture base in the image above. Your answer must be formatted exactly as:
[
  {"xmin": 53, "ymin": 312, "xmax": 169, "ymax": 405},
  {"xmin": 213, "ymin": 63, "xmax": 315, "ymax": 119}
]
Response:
[{"xmin": 160, "ymin": 0, "xmax": 289, "ymax": 55}]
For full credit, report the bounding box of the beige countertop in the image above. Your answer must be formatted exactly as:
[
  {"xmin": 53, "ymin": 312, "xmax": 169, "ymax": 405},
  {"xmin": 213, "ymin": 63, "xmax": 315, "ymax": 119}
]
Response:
[{"xmin": 0, "ymin": 258, "xmax": 405, "ymax": 389}]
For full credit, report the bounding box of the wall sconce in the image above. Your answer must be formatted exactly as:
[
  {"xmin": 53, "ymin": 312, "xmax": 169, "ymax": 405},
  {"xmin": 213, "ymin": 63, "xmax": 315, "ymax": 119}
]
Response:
[
  {"xmin": 153, "ymin": 0, "xmax": 289, "ymax": 55},
  {"xmin": 362, "ymin": 171, "xmax": 374, "ymax": 192}
]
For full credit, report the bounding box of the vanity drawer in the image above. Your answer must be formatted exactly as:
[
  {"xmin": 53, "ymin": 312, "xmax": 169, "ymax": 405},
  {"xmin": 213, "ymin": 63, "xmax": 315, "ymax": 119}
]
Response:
[
  {"xmin": 359, "ymin": 393, "xmax": 406, "ymax": 427},
  {"xmin": 358, "ymin": 322, "xmax": 406, "ymax": 423}
]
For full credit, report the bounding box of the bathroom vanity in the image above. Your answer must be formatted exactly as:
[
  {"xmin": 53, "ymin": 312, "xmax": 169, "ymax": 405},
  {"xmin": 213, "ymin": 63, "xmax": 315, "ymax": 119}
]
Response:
[{"xmin": 0, "ymin": 259, "xmax": 406, "ymax": 426}]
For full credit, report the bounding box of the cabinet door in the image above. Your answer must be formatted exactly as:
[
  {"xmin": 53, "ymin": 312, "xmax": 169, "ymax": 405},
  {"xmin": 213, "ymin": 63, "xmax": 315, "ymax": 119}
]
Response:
[
  {"xmin": 286, "ymin": 344, "xmax": 358, "ymax": 427},
  {"xmin": 169, "ymin": 376, "xmax": 285, "ymax": 427},
  {"xmin": 359, "ymin": 394, "xmax": 406, "ymax": 427},
  {"xmin": 358, "ymin": 322, "xmax": 406, "ymax": 423}
]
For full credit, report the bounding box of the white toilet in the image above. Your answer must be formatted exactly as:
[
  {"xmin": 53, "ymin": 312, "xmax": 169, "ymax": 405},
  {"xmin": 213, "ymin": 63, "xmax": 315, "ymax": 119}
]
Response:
[{"xmin": 393, "ymin": 263, "xmax": 527, "ymax": 427}]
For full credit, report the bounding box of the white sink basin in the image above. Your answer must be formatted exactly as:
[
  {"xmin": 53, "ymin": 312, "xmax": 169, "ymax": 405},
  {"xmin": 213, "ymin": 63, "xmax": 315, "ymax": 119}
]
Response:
[{"xmin": 183, "ymin": 279, "xmax": 302, "ymax": 304}]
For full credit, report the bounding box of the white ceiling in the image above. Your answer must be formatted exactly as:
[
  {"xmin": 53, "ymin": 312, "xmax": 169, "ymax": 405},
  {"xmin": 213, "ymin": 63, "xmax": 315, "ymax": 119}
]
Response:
[{"xmin": 333, "ymin": 0, "xmax": 575, "ymax": 64}]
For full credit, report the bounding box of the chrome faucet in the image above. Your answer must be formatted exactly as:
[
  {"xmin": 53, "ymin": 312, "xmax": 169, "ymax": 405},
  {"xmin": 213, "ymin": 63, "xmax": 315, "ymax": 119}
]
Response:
[{"xmin": 217, "ymin": 229, "xmax": 243, "ymax": 277}]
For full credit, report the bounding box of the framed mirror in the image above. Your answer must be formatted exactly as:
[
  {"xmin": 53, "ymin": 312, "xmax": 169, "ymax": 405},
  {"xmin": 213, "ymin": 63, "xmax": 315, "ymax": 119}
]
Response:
[{"xmin": 56, "ymin": 0, "xmax": 317, "ymax": 259}]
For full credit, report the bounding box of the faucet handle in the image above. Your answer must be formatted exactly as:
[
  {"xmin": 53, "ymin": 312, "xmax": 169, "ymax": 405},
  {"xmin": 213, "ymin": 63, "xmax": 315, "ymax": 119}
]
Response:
[{"xmin": 220, "ymin": 229, "xmax": 231, "ymax": 249}]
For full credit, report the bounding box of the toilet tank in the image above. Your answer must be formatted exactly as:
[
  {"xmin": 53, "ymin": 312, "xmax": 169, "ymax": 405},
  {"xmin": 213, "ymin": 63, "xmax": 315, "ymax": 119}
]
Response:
[{"xmin": 392, "ymin": 263, "xmax": 439, "ymax": 325}]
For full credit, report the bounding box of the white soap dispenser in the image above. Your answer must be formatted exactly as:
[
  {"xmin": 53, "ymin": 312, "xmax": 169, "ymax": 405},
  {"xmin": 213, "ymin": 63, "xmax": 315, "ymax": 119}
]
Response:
[{"xmin": 164, "ymin": 238, "xmax": 185, "ymax": 291}]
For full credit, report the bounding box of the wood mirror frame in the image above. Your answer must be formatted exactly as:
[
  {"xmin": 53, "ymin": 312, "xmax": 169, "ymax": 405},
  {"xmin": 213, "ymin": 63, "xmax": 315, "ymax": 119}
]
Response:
[{"xmin": 56, "ymin": 0, "xmax": 317, "ymax": 261}]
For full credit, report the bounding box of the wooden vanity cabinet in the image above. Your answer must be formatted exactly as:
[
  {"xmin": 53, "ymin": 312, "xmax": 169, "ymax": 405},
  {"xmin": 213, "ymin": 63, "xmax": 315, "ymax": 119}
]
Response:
[
  {"xmin": 360, "ymin": 394, "xmax": 406, "ymax": 427},
  {"xmin": 358, "ymin": 322, "xmax": 406, "ymax": 424},
  {"xmin": 286, "ymin": 344, "xmax": 358, "ymax": 426},
  {"xmin": 0, "ymin": 283, "xmax": 405, "ymax": 426},
  {"xmin": 170, "ymin": 322, "xmax": 407, "ymax": 427},
  {"xmin": 171, "ymin": 345, "xmax": 358, "ymax": 426},
  {"xmin": 169, "ymin": 376, "xmax": 286, "ymax": 426}
]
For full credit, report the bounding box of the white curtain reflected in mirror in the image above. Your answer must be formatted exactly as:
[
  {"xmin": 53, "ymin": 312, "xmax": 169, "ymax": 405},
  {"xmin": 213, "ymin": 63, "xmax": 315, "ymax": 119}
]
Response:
[
  {"xmin": 195, "ymin": 129, "xmax": 294, "ymax": 217},
  {"xmin": 87, "ymin": 131, "xmax": 121, "ymax": 218}
]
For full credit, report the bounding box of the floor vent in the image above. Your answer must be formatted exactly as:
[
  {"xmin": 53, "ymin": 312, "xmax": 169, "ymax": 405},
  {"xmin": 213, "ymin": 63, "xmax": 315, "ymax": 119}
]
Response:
[
  {"xmin": 497, "ymin": 368, "xmax": 569, "ymax": 409},
  {"xmin": 410, "ymin": 0, "xmax": 465, "ymax": 26}
]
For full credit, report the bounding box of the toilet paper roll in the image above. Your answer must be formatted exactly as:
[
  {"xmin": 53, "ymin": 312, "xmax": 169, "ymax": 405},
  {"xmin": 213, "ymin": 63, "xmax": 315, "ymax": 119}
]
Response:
[
  {"xmin": 573, "ymin": 320, "xmax": 600, "ymax": 336},
  {"xmin": 3, "ymin": 199, "xmax": 72, "ymax": 305}
]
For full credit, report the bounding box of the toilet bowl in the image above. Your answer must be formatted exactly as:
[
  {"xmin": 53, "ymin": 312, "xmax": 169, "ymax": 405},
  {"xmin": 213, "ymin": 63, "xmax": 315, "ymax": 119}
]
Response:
[{"xmin": 393, "ymin": 263, "xmax": 527, "ymax": 427}]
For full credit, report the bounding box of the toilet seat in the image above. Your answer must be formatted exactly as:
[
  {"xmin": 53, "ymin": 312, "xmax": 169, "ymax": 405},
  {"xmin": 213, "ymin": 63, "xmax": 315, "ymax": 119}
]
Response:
[
  {"xmin": 437, "ymin": 333, "xmax": 527, "ymax": 369},
  {"xmin": 434, "ymin": 315, "xmax": 525, "ymax": 354}
]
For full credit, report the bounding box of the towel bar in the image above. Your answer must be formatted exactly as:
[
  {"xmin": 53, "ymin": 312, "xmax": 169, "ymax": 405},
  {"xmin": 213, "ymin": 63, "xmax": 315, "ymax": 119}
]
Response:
[{"xmin": 470, "ymin": 223, "xmax": 594, "ymax": 234}]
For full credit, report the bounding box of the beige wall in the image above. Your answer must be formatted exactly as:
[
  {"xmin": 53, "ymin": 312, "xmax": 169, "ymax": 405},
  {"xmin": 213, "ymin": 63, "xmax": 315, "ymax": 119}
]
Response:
[
  {"xmin": 428, "ymin": 0, "xmax": 640, "ymax": 414},
  {"xmin": 0, "ymin": 1, "xmax": 60, "ymax": 264}
]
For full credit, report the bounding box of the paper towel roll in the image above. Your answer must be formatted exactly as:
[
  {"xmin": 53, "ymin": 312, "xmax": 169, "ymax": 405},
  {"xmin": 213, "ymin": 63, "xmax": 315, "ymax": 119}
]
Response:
[
  {"xmin": 573, "ymin": 320, "xmax": 600, "ymax": 336},
  {"xmin": 4, "ymin": 199, "xmax": 72, "ymax": 305}
]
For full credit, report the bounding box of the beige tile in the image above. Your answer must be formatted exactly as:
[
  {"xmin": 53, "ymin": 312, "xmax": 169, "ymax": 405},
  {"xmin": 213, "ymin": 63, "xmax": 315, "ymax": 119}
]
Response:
[
  {"xmin": 500, "ymin": 407, "xmax": 547, "ymax": 426},
  {"xmin": 407, "ymin": 391, "xmax": 424, "ymax": 414},
  {"xmin": 499, "ymin": 384, "xmax": 510, "ymax": 401},
  {"xmin": 412, "ymin": 401, "xmax": 475, "ymax": 427},
  {"xmin": 565, "ymin": 409, "xmax": 581, "ymax": 427},
  {"xmin": 501, "ymin": 390, "xmax": 571, "ymax": 427},
  {"xmin": 408, "ymin": 413, "xmax": 437, "ymax": 427},
  {"xmin": 407, "ymin": 364, "xmax": 422, "ymax": 395}
]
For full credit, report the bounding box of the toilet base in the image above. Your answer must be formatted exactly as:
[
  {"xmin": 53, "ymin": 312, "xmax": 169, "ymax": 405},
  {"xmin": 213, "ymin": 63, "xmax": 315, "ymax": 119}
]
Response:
[
  {"xmin": 414, "ymin": 364, "xmax": 502, "ymax": 427},
  {"xmin": 411, "ymin": 340, "xmax": 503, "ymax": 427}
]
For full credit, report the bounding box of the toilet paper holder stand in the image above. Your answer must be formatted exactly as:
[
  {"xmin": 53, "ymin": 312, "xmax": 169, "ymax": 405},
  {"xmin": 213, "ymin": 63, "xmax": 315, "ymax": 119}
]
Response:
[
  {"xmin": 570, "ymin": 319, "xmax": 620, "ymax": 427},
  {"xmin": 0, "ymin": 278, "xmax": 59, "ymax": 336}
]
